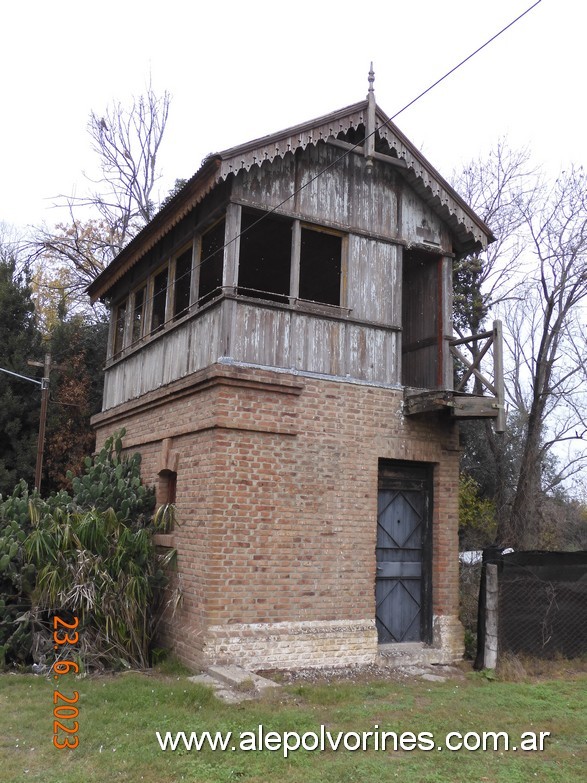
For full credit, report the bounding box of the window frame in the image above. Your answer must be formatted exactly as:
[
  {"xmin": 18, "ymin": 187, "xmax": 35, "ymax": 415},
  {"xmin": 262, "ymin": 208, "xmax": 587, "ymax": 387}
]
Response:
[
  {"xmin": 107, "ymin": 205, "xmax": 349, "ymax": 362},
  {"xmin": 148, "ymin": 260, "xmax": 172, "ymax": 336},
  {"xmin": 112, "ymin": 297, "xmax": 129, "ymax": 358},
  {"xmin": 234, "ymin": 208, "xmax": 347, "ymax": 311},
  {"xmin": 197, "ymin": 216, "xmax": 226, "ymax": 306},
  {"xmin": 171, "ymin": 243, "xmax": 195, "ymax": 322},
  {"xmin": 130, "ymin": 282, "xmax": 148, "ymax": 347},
  {"xmin": 297, "ymin": 221, "xmax": 347, "ymax": 309}
]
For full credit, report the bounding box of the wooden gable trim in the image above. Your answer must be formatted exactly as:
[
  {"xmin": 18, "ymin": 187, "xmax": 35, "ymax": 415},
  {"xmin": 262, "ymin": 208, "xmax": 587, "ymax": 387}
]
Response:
[{"xmin": 88, "ymin": 99, "xmax": 493, "ymax": 302}]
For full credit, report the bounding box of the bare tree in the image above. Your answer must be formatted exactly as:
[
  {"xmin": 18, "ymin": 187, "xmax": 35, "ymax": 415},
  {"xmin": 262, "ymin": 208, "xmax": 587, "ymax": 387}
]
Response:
[
  {"xmin": 84, "ymin": 80, "xmax": 171, "ymax": 246},
  {"xmin": 452, "ymin": 140, "xmax": 535, "ymax": 335},
  {"xmin": 32, "ymin": 82, "xmax": 171, "ymax": 317},
  {"xmin": 502, "ymin": 166, "xmax": 587, "ymax": 547},
  {"xmin": 453, "ymin": 142, "xmax": 536, "ymax": 537},
  {"xmin": 454, "ymin": 148, "xmax": 587, "ymax": 548}
]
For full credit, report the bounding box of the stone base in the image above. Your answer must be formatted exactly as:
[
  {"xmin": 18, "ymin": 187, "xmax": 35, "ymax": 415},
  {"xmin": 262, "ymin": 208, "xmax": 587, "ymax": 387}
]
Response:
[
  {"xmin": 203, "ymin": 619, "xmax": 378, "ymax": 670},
  {"xmin": 378, "ymin": 615, "xmax": 465, "ymax": 667}
]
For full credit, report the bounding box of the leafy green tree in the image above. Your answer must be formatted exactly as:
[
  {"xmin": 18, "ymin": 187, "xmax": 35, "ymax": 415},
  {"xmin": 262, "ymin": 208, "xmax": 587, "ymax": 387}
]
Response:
[
  {"xmin": 0, "ymin": 481, "xmax": 37, "ymax": 666},
  {"xmin": 0, "ymin": 255, "xmax": 43, "ymax": 494},
  {"xmin": 458, "ymin": 473, "xmax": 496, "ymax": 550},
  {"xmin": 43, "ymin": 314, "xmax": 109, "ymax": 493}
]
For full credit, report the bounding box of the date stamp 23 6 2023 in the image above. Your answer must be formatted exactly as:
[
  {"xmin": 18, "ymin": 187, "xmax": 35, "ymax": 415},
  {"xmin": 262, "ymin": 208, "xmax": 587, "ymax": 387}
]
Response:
[{"xmin": 51, "ymin": 615, "xmax": 80, "ymax": 750}]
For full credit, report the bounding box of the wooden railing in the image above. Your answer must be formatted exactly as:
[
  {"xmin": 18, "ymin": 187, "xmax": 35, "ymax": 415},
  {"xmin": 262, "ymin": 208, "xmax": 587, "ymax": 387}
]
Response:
[{"xmin": 449, "ymin": 320, "xmax": 505, "ymax": 432}]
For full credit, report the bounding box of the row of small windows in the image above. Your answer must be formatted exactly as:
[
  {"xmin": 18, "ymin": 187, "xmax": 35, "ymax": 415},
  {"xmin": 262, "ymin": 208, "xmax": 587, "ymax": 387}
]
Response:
[
  {"xmin": 111, "ymin": 208, "xmax": 344, "ymax": 358},
  {"xmin": 112, "ymin": 218, "xmax": 225, "ymax": 357}
]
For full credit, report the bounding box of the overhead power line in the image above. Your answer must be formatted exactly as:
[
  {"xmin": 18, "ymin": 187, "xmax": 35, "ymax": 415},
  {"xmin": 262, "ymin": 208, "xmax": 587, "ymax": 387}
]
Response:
[{"xmin": 114, "ymin": 0, "xmax": 544, "ymax": 350}]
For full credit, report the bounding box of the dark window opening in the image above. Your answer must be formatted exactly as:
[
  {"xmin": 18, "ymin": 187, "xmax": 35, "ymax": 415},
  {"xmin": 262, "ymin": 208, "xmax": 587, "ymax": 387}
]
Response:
[
  {"xmin": 113, "ymin": 299, "xmax": 127, "ymax": 357},
  {"xmin": 238, "ymin": 210, "xmax": 291, "ymax": 303},
  {"xmin": 402, "ymin": 249, "xmax": 441, "ymax": 388},
  {"xmin": 173, "ymin": 248, "xmax": 192, "ymax": 319},
  {"xmin": 151, "ymin": 267, "xmax": 169, "ymax": 334},
  {"xmin": 157, "ymin": 469, "xmax": 177, "ymax": 506},
  {"xmin": 299, "ymin": 228, "xmax": 342, "ymax": 306},
  {"xmin": 199, "ymin": 219, "xmax": 225, "ymax": 305},
  {"xmin": 132, "ymin": 285, "xmax": 146, "ymax": 344}
]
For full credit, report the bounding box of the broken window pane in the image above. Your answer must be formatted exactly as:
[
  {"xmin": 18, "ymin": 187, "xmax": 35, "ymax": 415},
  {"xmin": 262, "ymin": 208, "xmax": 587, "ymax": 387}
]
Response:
[
  {"xmin": 299, "ymin": 228, "xmax": 342, "ymax": 306},
  {"xmin": 151, "ymin": 266, "xmax": 169, "ymax": 333},
  {"xmin": 199, "ymin": 219, "xmax": 225, "ymax": 305},
  {"xmin": 173, "ymin": 247, "xmax": 192, "ymax": 320},
  {"xmin": 238, "ymin": 210, "xmax": 291, "ymax": 303}
]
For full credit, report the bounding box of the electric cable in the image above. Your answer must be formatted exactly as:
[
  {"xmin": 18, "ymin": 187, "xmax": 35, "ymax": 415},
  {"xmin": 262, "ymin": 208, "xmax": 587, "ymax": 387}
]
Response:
[{"xmin": 111, "ymin": 0, "xmax": 543, "ymax": 354}]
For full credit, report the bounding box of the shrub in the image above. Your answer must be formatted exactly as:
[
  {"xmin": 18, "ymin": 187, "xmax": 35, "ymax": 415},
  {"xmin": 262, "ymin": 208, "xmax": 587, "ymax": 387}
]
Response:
[
  {"xmin": 0, "ymin": 481, "xmax": 37, "ymax": 665},
  {"xmin": 0, "ymin": 429, "xmax": 170, "ymax": 670}
]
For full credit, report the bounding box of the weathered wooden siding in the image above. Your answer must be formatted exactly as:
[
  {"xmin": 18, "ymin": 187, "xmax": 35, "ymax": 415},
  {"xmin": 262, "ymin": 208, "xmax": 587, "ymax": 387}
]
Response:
[
  {"xmin": 234, "ymin": 304, "xmax": 292, "ymax": 369},
  {"xmin": 231, "ymin": 148, "xmax": 403, "ymax": 328},
  {"xmin": 347, "ymin": 236, "xmax": 400, "ymax": 323},
  {"xmin": 231, "ymin": 144, "xmax": 400, "ymax": 240},
  {"xmin": 103, "ymin": 298, "xmax": 401, "ymax": 410},
  {"xmin": 103, "ymin": 304, "xmax": 224, "ymax": 409},
  {"xmin": 400, "ymin": 183, "xmax": 446, "ymax": 248},
  {"xmin": 231, "ymin": 301, "xmax": 399, "ymax": 384},
  {"xmin": 100, "ymin": 143, "xmax": 456, "ymax": 411}
]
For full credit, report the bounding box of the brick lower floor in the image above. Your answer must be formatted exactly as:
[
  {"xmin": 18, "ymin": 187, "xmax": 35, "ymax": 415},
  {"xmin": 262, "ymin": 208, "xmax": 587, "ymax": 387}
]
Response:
[{"xmin": 92, "ymin": 362, "xmax": 464, "ymax": 671}]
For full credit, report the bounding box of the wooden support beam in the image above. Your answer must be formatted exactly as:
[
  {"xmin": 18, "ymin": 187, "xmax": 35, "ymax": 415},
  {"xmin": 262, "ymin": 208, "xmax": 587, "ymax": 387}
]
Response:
[
  {"xmin": 493, "ymin": 319, "xmax": 506, "ymax": 433},
  {"xmin": 450, "ymin": 345, "xmax": 497, "ymax": 396},
  {"xmin": 404, "ymin": 389, "xmax": 500, "ymax": 420},
  {"xmin": 326, "ymin": 137, "xmax": 408, "ymax": 170}
]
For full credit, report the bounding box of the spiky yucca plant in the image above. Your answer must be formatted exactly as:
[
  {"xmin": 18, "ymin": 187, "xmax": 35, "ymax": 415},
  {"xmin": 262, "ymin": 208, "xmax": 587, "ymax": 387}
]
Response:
[
  {"xmin": 26, "ymin": 506, "xmax": 172, "ymax": 670},
  {"xmin": 0, "ymin": 428, "xmax": 177, "ymax": 671}
]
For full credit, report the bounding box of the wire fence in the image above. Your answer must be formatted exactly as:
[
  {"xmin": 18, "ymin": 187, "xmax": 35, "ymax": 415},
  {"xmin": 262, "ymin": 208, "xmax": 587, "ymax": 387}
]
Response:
[{"xmin": 475, "ymin": 550, "xmax": 587, "ymax": 668}]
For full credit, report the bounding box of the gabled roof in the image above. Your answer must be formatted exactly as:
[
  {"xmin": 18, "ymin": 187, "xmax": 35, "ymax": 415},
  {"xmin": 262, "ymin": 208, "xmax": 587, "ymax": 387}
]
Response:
[{"xmin": 88, "ymin": 96, "xmax": 494, "ymax": 302}]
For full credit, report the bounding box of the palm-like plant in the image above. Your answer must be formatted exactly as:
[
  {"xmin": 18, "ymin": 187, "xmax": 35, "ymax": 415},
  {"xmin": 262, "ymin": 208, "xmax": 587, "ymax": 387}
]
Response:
[{"xmin": 18, "ymin": 429, "xmax": 175, "ymax": 671}]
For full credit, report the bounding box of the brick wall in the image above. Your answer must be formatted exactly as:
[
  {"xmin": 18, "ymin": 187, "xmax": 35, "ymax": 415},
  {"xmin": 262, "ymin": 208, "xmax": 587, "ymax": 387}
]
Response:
[{"xmin": 93, "ymin": 362, "xmax": 463, "ymax": 671}]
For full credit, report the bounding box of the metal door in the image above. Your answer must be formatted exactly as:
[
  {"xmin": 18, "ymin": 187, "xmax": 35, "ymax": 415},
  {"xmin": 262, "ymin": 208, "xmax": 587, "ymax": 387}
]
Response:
[{"xmin": 376, "ymin": 463, "xmax": 432, "ymax": 643}]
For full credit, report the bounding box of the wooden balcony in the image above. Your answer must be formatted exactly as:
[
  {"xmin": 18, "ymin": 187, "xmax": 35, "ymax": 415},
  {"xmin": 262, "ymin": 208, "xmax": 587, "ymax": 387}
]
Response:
[{"xmin": 404, "ymin": 320, "xmax": 505, "ymax": 432}]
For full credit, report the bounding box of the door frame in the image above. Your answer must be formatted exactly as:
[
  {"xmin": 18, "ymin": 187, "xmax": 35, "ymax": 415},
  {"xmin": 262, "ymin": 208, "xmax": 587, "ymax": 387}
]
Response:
[{"xmin": 377, "ymin": 459, "xmax": 433, "ymax": 645}]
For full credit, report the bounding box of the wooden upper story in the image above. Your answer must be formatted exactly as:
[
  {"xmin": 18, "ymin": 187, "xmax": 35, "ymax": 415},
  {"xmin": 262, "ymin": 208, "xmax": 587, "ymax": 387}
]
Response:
[{"xmin": 89, "ymin": 77, "xmax": 497, "ymax": 418}]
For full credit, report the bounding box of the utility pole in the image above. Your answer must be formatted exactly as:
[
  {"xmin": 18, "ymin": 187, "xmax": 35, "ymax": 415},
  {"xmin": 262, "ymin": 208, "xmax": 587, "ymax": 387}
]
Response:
[
  {"xmin": 0, "ymin": 352, "xmax": 66, "ymax": 494},
  {"xmin": 28, "ymin": 353, "xmax": 60, "ymax": 494},
  {"xmin": 35, "ymin": 354, "xmax": 51, "ymax": 492}
]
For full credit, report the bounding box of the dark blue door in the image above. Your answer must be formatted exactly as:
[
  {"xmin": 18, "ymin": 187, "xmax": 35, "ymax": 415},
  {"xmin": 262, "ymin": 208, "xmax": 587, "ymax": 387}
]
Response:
[{"xmin": 376, "ymin": 464, "xmax": 432, "ymax": 643}]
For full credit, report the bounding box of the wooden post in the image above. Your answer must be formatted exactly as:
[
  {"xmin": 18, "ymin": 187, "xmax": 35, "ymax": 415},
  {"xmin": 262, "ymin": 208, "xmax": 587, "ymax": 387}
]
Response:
[
  {"xmin": 484, "ymin": 563, "xmax": 499, "ymax": 669},
  {"xmin": 493, "ymin": 320, "xmax": 506, "ymax": 433},
  {"xmin": 34, "ymin": 353, "xmax": 51, "ymax": 493}
]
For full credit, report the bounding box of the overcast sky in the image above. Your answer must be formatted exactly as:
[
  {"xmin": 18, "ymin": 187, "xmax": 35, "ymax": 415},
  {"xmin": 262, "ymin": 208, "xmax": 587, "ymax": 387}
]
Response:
[{"xmin": 1, "ymin": 0, "xmax": 583, "ymax": 232}]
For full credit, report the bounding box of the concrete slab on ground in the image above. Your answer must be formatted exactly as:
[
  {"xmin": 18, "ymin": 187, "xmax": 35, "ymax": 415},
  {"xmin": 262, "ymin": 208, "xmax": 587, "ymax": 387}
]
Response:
[{"xmin": 188, "ymin": 665, "xmax": 281, "ymax": 703}]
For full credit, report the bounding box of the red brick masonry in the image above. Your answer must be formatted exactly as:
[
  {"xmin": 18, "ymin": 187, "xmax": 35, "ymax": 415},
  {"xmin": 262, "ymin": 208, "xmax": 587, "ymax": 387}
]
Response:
[{"xmin": 93, "ymin": 363, "xmax": 463, "ymax": 670}]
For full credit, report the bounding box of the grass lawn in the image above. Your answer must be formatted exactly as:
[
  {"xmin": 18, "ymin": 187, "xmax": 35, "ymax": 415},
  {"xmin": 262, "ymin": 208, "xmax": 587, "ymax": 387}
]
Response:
[{"xmin": 1, "ymin": 663, "xmax": 585, "ymax": 783}]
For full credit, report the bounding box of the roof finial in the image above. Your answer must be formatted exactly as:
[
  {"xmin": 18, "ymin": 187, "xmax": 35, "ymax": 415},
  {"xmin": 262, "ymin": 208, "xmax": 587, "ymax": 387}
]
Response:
[
  {"xmin": 365, "ymin": 62, "xmax": 376, "ymax": 175},
  {"xmin": 368, "ymin": 62, "xmax": 375, "ymax": 94}
]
